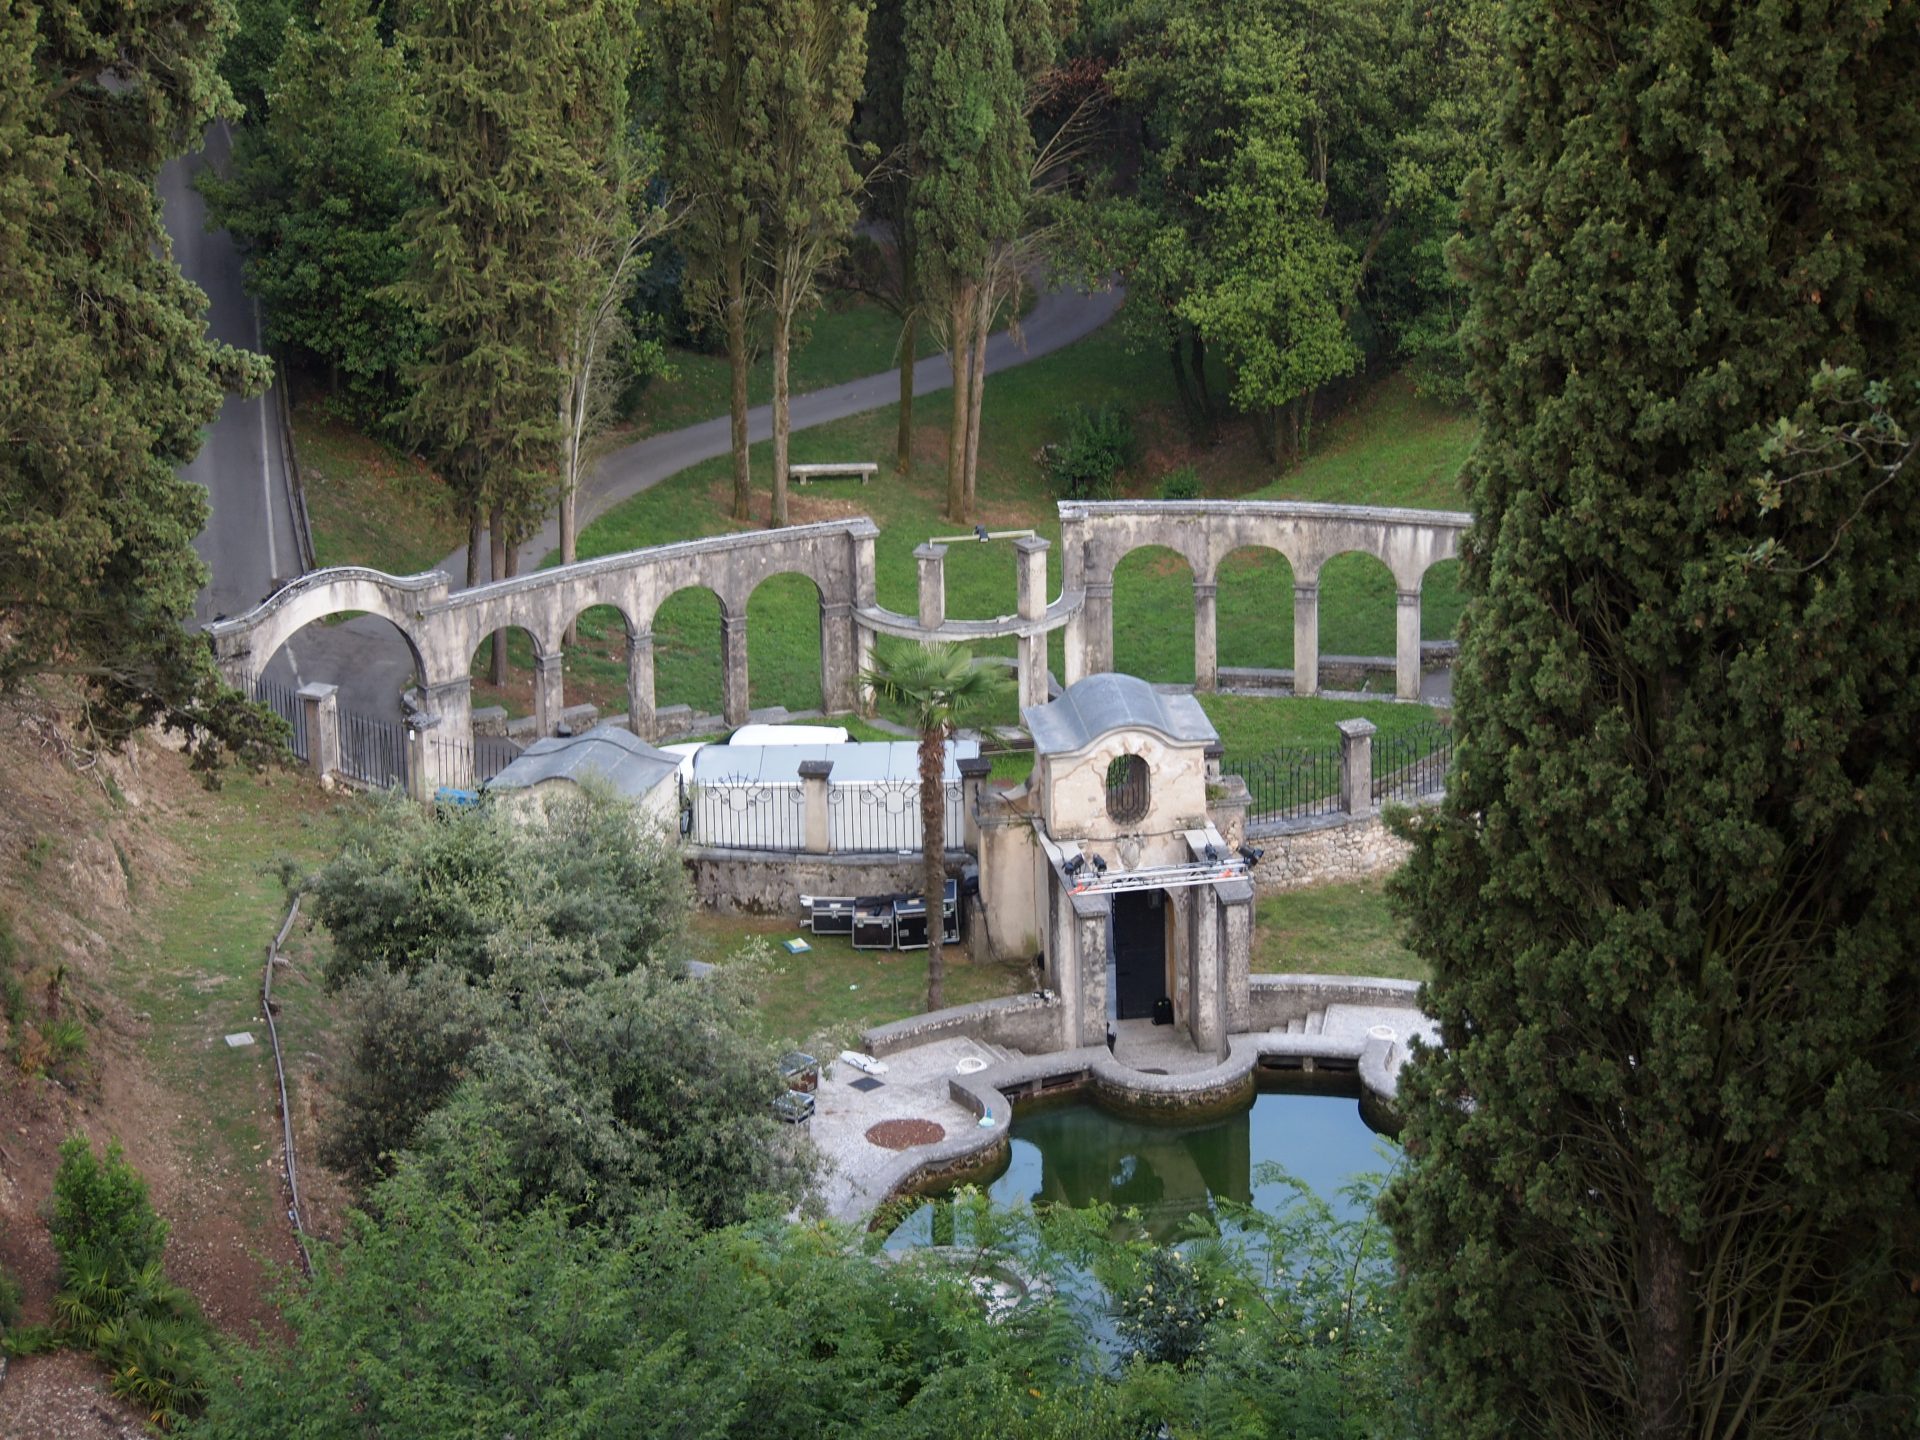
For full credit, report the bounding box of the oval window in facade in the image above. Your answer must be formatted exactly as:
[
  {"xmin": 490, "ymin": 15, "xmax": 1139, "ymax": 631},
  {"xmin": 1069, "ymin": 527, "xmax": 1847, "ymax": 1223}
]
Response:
[{"xmin": 1104, "ymin": 753, "xmax": 1150, "ymax": 824}]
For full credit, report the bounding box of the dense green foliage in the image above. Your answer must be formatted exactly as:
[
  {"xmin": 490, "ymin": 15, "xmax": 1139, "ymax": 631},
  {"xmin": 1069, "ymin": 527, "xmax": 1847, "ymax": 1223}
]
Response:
[
  {"xmin": 1084, "ymin": 0, "xmax": 1494, "ymax": 450},
  {"xmin": 305, "ymin": 790, "xmax": 804, "ymax": 1225},
  {"xmin": 189, "ymin": 1160, "xmax": 1408, "ymax": 1438},
  {"xmin": 1384, "ymin": 3, "xmax": 1920, "ymax": 1435},
  {"xmin": 204, "ymin": 0, "xmax": 422, "ymax": 427},
  {"xmin": 1040, "ymin": 402, "xmax": 1139, "ymax": 499},
  {"xmin": 47, "ymin": 1138, "xmax": 214, "ymax": 1429},
  {"xmin": 0, "ymin": 0, "xmax": 281, "ymax": 768}
]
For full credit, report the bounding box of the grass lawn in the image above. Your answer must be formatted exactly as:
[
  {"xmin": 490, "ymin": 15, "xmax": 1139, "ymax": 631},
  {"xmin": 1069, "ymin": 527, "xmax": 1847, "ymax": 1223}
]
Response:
[
  {"xmin": 686, "ymin": 912, "xmax": 1032, "ymax": 1050},
  {"xmin": 294, "ymin": 410, "xmax": 467, "ymax": 575},
  {"xmin": 118, "ymin": 768, "xmax": 346, "ymax": 1248},
  {"xmin": 1250, "ymin": 877, "xmax": 1427, "ymax": 982}
]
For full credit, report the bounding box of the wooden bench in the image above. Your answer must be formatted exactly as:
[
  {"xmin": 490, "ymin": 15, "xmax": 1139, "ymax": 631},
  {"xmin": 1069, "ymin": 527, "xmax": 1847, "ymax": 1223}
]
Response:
[{"xmin": 789, "ymin": 462, "xmax": 877, "ymax": 486}]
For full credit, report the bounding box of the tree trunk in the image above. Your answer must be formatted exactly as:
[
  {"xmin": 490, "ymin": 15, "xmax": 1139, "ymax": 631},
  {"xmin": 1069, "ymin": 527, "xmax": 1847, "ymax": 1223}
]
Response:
[
  {"xmin": 945, "ymin": 285, "xmax": 972, "ymax": 522},
  {"xmin": 726, "ymin": 289, "xmax": 751, "ymax": 522},
  {"xmin": 560, "ymin": 462, "xmax": 578, "ymax": 647},
  {"xmin": 963, "ymin": 282, "xmax": 990, "ymax": 513},
  {"xmin": 489, "ymin": 509, "xmax": 508, "ymax": 687},
  {"xmin": 1638, "ymin": 1210, "xmax": 1691, "ymax": 1440},
  {"xmin": 919, "ymin": 724, "xmax": 946, "ymax": 1013},
  {"xmin": 466, "ymin": 504, "xmax": 483, "ymax": 590},
  {"xmin": 1188, "ymin": 331, "xmax": 1215, "ymax": 435},
  {"xmin": 894, "ymin": 309, "xmax": 916, "ymax": 475},
  {"xmin": 770, "ymin": 302, "xmax": 791, "ymax": 528},
  {"xmin": 1169, "ymin": 340, "xmax": 1201, "ymax": 436}
]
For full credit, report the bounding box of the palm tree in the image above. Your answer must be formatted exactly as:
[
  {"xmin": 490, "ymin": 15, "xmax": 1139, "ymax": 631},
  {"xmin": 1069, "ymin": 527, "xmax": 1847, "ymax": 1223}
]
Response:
[{"xmin": 861, "ymin": 641, "xmax": 1010, "ymax": 1012}]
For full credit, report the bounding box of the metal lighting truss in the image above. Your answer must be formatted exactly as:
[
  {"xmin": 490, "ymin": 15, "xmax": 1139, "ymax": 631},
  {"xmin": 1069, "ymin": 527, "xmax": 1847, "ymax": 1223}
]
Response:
[{"xmin": 1064, "ymin": 858, "xmax": 1248, "ymax": 895}]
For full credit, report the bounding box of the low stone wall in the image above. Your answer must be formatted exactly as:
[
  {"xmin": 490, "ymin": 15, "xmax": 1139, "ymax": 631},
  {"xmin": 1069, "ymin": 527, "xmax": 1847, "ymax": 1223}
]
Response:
[
  {"xmin": 863, "ymin": 991, "xmax": 1059, "ymax": 1058},
  {"xmin": 1245, "ymin": 810, "xmax": 1413, "ymax": 892},
  {"xmin": 1248, "ymin": 974, "xmax": 1423, "ymax": 1031},
  {"xmin": 685, "ymin": 845, "xmax": 970, "ymax": 916}
]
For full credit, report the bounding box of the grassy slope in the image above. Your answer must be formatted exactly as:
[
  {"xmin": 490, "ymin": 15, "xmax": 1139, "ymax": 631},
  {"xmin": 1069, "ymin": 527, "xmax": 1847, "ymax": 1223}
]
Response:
[
  {"xmin": 1250, "ymin": 876, "xmax": 1426, "ymax": 981},
  {"xmin": 294, "ymin": 412, "xmax": 468, "ymax": 575}
]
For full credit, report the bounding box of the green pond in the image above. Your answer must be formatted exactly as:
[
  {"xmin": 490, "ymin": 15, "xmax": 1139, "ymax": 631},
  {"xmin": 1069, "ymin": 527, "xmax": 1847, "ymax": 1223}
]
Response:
[{"xmin": 885, "ymin": 1081, "xmax": 1397, "ymax": 1248}]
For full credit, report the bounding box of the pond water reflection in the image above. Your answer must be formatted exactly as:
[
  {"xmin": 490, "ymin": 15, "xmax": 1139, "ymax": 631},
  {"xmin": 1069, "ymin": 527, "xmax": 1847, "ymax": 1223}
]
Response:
[{"xmin": 886, "ymin": 1081, "xmax": 1397, "ymax": 1248}]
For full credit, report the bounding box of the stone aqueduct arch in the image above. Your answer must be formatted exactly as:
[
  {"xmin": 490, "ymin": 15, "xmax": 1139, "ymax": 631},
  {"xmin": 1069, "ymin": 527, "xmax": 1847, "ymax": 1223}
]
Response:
[
  {"xmin": 205, "ymin": 502, "xmax": 1471, "ymax": 790},
  {"xmin": 1057, "ymin": 500, "xmax": 1472, "ymax": 698}
]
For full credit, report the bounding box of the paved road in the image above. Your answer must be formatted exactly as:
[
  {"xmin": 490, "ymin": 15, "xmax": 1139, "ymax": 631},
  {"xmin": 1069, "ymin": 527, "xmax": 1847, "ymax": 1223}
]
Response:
[
  {"xmin": 450, "ymin": 280, "xmax": 1127, "ymax": 582},
  {"xmin": 163, "ymin": 124, "xmax": 303, "ymax": 628}
]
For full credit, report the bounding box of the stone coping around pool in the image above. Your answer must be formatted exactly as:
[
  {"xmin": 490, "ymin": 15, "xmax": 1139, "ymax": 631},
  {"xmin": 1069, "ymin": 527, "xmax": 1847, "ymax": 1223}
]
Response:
[{"xmin": 848, "ymin": 976, "xmax": 1436, "ymax": 1225}]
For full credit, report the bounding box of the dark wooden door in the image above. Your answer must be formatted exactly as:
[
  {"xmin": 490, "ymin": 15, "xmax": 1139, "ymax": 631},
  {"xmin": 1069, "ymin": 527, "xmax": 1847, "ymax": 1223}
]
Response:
[{"xmin": 1113, "ymin": 889, "xmax": 1166, "ymax": 1020}]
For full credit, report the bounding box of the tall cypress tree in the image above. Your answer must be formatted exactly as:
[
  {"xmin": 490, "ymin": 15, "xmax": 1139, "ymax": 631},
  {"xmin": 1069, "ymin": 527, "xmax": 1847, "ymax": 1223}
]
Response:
[
  {"xmin": 903, "ymin": 0, "xmax": 1029, "ymax": 523},
  {"xmin": 1383, "ymin": 4, "xmax": 1920, "ymax": 1437},
  {"xmin": 1, "ymin": 0, "xmax": 280, "ymax": 768}
]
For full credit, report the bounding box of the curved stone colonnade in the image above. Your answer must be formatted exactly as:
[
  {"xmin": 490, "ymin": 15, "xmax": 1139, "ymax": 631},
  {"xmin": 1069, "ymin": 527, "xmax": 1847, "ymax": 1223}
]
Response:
[
  {"xmin": 1058, "ymin": 500, "xmax": 1473, "ymax": 697},
  {"xmin": 205, "ymin": 500, "xmax": 1471, "ymax": 789}
]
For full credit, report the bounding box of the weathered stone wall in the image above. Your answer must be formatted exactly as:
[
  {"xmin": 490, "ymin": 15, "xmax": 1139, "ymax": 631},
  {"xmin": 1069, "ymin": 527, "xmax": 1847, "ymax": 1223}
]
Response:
[
  {"xmin": 1247, "ymin": 974, "xmax": 1423, "ymax": 1031},
  {"xmin": 1245, "ymin": 809, "xmax": 1417, "ymax": 893},
  {"xmin": 685, "ymin": 845, "xmax": 970, "ymax": 916},
  {"xmin": 863, "ymin": 991, "xmax": 1060, "ymax": 1058}
]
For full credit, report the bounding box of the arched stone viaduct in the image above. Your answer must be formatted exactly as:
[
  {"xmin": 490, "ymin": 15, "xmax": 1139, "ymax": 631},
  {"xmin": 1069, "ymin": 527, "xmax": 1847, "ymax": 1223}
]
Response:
[
  {"xmin": 1058, "ymin": 500, "xmax": 1472, "ymax": 697},
  {"xmin": 205, "ymin": 501, "xmax": 1470, "ymax": 789}
]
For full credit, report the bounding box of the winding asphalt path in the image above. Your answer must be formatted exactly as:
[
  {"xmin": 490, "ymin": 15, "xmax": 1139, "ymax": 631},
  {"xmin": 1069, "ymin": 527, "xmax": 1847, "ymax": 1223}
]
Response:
[{"xmin": 165, "ymin": 122, "xmax": 1121, "ymax": 721}]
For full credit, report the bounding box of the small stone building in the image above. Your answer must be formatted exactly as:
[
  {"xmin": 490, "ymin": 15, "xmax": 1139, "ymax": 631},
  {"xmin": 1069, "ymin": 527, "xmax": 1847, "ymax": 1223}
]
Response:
[
  {"xmin": 486, "ymin": 725, "xmax": 682, "ymax": 826},
  {"xmin": 976, "ymin": 673, "xmax": 1254, "ymax": 1058}
]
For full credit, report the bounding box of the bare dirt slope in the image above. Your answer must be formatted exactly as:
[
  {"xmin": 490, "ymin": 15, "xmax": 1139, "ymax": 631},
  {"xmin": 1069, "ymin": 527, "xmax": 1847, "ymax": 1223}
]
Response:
[{"xmin": 0, "ymin": 701, "xmax": 340, "ymax": 1432}]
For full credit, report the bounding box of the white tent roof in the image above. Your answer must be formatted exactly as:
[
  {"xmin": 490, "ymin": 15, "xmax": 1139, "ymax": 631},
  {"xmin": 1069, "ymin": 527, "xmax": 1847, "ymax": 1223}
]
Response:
[{"xmin": 690, "ymin": 738, "xmax": 978, "ymax": 785}]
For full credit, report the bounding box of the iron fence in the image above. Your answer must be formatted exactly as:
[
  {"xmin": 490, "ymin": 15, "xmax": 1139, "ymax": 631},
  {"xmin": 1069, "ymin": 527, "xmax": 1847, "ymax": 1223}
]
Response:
[
  {"xmin": 1230, "ymin": 741, "xmax": 1343, "ymax": 824},
  {"xmin": 828, "ymin": 778, "xmax": 962, "ymax": 853},
  {"xmin": 340, "ymin": 710, "xmax": 410, "ymax": 789},
  {"xmin": 689, "ymin": 775, "xmax": 808, "ymax": 850},
  {"xmin": 251, "ymin": 675, "xmax": 310, "ymax": 761},
  {"xmin": 1372, "ymin": 720, "xmax": 1452, "ymax": 804}
]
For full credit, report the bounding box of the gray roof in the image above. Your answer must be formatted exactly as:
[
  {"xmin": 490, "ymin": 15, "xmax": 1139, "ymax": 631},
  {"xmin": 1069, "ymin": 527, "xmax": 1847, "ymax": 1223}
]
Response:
[
  {"xmin": 1024, "ymin": 672, "xmax": 1217, "ymax": 756},
  {"xmin": 691, "ymin": 737, "xmax": 977, "ymax": 785},
  {"xmin": 488, "ymin": 725, "xmax": 681, "ymax": 798}
]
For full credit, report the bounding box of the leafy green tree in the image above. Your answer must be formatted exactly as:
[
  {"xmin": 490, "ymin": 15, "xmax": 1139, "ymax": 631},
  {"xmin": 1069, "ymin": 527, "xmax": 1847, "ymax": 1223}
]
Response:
[
  {"xmin": 220, "ymin": 0, "xmax": 305, "ymax": 118},
  {"xmin": 658, "ymin": 0, "xmax": 768, "ymax": 522},
  {"xmin": 51, "ymin": 1137, "xmax": 170, "ymax": 1276},
  {"xmin": 904, "ymin": 0, "xmax": 1031, "ymax": 521},
  {"xmin": 1383, "ymin": 3, "xmax": 1920, "ymax": 1435},
  {"xmin": 306, "ymin": 788, "xmax": 688, "ymax": 990},
  {"xmin": 863, "ymin": 643, "xmax": 1009, "ymax": 1011},
  {"xmin": 748, "ymin": 0, "xmax": 869, "ymax": 528},
  {"xmin": 0, "ymin": 0, "xmax": 281, "ymax": 769},
  {"xmin": 203, "ymin": 0, "xmax": 424, "ymax": 427}
]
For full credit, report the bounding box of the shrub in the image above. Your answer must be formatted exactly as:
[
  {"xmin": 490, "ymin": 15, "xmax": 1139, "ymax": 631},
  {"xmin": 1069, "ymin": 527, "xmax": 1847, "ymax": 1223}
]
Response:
[
  {"xmin": 0, "ymin": 1261, "xmax": 21, "ymax": 1330},
  {"xmin": 1041, "ymin": 403, "xmax": 1138, "ymax": 499},
  {"xmin": 50, "ymin": 1136, "xmax": 168, "ymax": 1278},
  {"xmin": 1156, "ymin": 464, "xmax": 1202, "ymax": 500}
]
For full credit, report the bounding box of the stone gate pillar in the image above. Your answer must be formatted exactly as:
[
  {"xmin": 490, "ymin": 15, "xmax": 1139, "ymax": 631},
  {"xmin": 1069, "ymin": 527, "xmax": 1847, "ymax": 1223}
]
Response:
[
  {"xmin": 820, "ymin": 600, "xmax": 858, "ymax": 715},
  {"xmin": 533, "ymin": 652, "xmax": 565, "ymax": 737},
  {"xmin": 296, "ymin": 682, "xmax": 340, "ymax": 784},
  {"xmin": 1015, "ymin": 536, "xmax": 1051, "ymax": 710},
  {"xmin": 1293, "ymin": 582, "xmax": 1320, "ymax": 696},
  {"xmin": 1070, "ymin": 579, "xmax": 1114, "ymax": 683},
  {"xmin": 418, "ymin": 675, "xmax": 474, "ymax": 792},
  {"xmin": 626, "ymin": 629, "xmax": 655, "ymax": 739},
  {"xmin": 915, "ymin": 542, "xmax": 947, "ymax": 631},
  {"xmin": 1193, "ymin": 580, "xmax": 1218, "ymax": 691},
  {"xmin": 1396, "ymin": 589, "xmax": 1423, "ymax": 700},
  {"xmin": 720, "ymin": 609, "xmax": 750, "ymax": 727}
]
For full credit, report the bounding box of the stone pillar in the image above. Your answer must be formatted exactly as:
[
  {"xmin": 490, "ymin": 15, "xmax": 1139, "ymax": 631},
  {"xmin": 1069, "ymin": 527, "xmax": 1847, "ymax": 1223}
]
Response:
[
  {"xmin": 820, "ymin": 600, "xmax": 857, "ymax": 715},
  {"xmin": 417, "ymin": 676, "xmax": 475, "ymax": 793},
  {"xmin": 720, "ymin": 609, "xmax": 749, "ymax": 727},
  {"xmin": 1193, "ymin": 580, "xmax": 1218, "ymax": 691},
  {"xmin": 798, "ymin": 759, "xmax": 833, "ymax": 854},
  {"xmin": 957, "ymin": 755, "xmax": 991, "ymax": 851},
  {"xmin": 1396, "ymin": 588, "xmax": 1423, "ymax": 699},
  {"xmin": 1293, "ymin": 582, "xmax": 1320, "ymax": 696},
  {"xmin": 533, "ymin": 652, "xmax": 565, "ymax": 737},
  {"xmin": 1222, "ymin": 883, "xmax": 1253, "ymax": 1037},
  {"xmin": 1071, "ymin": 579, "xmax": 1114, "ymax": 683},
  {"xmin": 626, "ymin": 629, "xmax": 655, "ymax": 740},
  {"xmin": 1014, "ymin": 536, "xmax": 1051, "ymax": 711},
  {"xmin": 1189, "ymin": 881, "xmax": 1224, "ymax": 1056},
  {"xmin": 1203, "ymin": 742, "xmax": 1224, "ymax": 784},
  {"xmin": 296, "ymin": 682, "xmax": 340, "ymax": 785},
  {"xmin": 1074, "ymin": 896, "xmax": 1112, "ymax": 1049},
  {"xmin": 854, "ymin": 621, "xmax": 877, "ymax": 715},
  {"xmin": 1338, "ymin": 717, "xmax": 1377, "ymax": 818},
  {"xmin": 915, "ymin": 542, "xmax": 947, "ymax": 632}
]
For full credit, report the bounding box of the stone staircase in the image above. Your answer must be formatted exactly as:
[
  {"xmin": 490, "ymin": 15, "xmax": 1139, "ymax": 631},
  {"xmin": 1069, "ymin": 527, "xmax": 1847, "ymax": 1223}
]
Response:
[
  {"xmin": 970, "ymin": 1039, "xmax": 1026, "ymax": 1067},
  {"xmin": 1281, "ymin": 1008, "xmax": 1328, "ymax": 1036}
]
